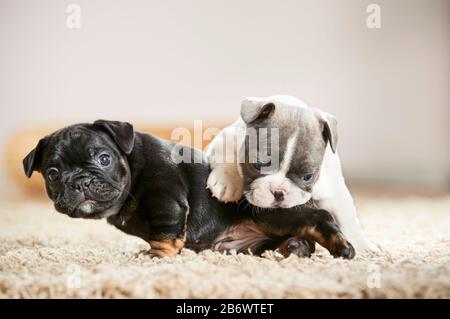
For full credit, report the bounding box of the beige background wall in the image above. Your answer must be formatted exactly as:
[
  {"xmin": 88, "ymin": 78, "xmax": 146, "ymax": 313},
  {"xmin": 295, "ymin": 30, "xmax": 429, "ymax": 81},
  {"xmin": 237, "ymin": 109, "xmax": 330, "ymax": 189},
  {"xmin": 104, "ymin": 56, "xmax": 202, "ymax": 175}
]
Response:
[{"xmin": 0, "ymin": 0, "xmax": 449, "ymax": 189}]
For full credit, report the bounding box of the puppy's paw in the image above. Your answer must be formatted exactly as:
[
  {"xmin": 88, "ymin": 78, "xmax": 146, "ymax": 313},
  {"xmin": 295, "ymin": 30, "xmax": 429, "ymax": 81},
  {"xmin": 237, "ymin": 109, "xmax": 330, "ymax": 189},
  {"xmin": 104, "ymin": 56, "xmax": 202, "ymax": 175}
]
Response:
[
  {"xmin": 277, "ymin": 237, "xmax": 315, "ymax": 258},
  {"xmin": 361, "ymin": 241, "xmax": 380, "ymax": 253},
  {"xmin": 366, "ymin": 241, "xmax": 381, "ymax": 253},
  {"xmin": 207, "ymin": 166, "xmax": 243, "ymax": 203},
  {"xmin": 329, "ymin": 234, "xmax": 356, "ymax": 259},
  {"xmin": 351, "ymin": 238, "xmax": 380, "ymax": 254},
  {"xmin": 148, "ymin": 239, "xmax": 184, "ymax": 258}
]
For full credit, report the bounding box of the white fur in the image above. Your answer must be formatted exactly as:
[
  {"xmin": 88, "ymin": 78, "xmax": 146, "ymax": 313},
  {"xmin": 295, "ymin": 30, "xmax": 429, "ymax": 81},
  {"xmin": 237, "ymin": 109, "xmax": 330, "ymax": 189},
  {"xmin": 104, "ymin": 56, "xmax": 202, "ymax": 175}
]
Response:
[
  {"xmin": 206, "ymin": 119, "xmax": 245, "ymax": 203},
  {"xmin": 247, "ymin": 128, "xmax": 310, "ymax": 208},
  {"xmin": 206, "ymin": 95, "xmax": 380, "ymax": 253},
  {"xmin": 280, "ymin": 128, "xmax": 299, "ymax": 174},
  {"xmin": 312, "ymin": 145, "xmax": 380, "ymax": 252},
  {"xmin": 248, "ymin": 172, "xmax": 311, "ymax": 208}
]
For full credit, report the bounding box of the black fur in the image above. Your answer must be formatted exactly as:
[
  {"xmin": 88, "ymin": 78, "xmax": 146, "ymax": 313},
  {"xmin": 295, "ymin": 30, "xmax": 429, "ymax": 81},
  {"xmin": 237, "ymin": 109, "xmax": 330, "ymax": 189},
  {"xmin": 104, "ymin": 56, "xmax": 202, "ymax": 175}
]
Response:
[{"xmin": 23, "ymin": 120, "xmax": 354, "ymax": 258}]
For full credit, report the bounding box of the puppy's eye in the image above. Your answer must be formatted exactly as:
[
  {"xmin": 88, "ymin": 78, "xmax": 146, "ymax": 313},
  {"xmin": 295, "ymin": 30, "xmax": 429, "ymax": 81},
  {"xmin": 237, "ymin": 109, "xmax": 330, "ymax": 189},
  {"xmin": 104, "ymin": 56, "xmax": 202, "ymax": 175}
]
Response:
[
  {"xmin": 47, "ymin": 168, "xmax": 60, "ymax": 182},
  {"xmin": 302, "ymin": 173, "xmax": 313, "ymax": 182},
  {"xmin": 98, "ymin": 153, "xmax": 111, "ymax": 167}
]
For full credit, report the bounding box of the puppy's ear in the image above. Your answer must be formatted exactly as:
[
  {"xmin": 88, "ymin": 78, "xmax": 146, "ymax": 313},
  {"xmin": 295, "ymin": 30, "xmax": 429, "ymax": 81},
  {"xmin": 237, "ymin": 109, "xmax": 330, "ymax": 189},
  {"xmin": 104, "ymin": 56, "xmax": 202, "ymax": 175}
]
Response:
[
  {"xmin": 240, "ymin": 98, "xmax": 275, "ymax": 124},
  {"xmin": 320, "ymin": 112, "xmax": 338, "ymax": 153},
  {"xmin": 23, "ymin": 136, "xmax": 50, "ymax": 178},
  {"xmin": 93, "ymin": 120, "xmax": 135, "ymax": 155}
]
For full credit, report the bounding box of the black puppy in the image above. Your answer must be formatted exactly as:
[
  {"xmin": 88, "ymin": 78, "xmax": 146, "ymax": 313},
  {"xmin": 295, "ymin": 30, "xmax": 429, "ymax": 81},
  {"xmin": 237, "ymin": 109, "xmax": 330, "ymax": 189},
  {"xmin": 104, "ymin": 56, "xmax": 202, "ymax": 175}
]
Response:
[{"xmin": 23, "ymin": 120, "xmax": 355, "ymax": 258}]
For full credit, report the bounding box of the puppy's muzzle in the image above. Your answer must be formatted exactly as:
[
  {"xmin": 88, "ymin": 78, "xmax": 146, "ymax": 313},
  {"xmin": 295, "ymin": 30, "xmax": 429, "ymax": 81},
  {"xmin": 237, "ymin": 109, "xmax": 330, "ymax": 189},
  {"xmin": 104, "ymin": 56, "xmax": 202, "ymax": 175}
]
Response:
[
  {"xmin": 70, "ymin": 176, "xmax": 92, "ymax": 192},
  {"xmin": 272, "ymin": 190, "xmax": 285, "ymax": 203}
]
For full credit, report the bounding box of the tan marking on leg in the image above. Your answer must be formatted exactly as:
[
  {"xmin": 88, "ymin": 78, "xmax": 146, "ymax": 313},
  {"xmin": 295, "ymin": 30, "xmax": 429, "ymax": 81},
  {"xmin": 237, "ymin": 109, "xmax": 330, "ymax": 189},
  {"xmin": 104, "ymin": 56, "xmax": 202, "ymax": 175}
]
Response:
[
  {"xmin": 149, "ymin": 239, "xmax": 185, "ymax": 257},
  {"xmin": 296, "ymin": 226, "xmax": 353, "ymax": 257},
  {"xmin": 148, "ymin": 208, "xmax": 189, "ymax": 258},
  {"xmin": 297, "ymin": 226, "xmax": 326, "ymax": 245},
  {"xmin": 328, "ymin": 233, "xmax": 355, "ymax": 258}
]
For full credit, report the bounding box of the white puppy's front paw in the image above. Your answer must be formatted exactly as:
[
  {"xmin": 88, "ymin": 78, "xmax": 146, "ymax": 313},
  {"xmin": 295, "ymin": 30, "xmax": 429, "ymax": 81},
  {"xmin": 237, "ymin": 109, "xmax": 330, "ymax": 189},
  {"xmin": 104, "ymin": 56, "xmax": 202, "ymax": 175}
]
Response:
[
  {"xmin": 352, "ymin": 238, "xmax": 381, "ymax": 254},
  {"xmin": 207, "ymin": 167, "xmax": 243, "ymax": 203},
  {"xmin": 365, "ymin": 241, "xmax": 381, "ymax": 253}
]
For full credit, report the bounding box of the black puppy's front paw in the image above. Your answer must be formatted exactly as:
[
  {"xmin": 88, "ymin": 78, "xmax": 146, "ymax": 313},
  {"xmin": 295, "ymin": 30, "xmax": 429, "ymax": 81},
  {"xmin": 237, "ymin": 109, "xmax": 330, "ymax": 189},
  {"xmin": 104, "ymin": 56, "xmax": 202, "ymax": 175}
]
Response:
[
  {"xmin": 329, "ymin": 234, "xmax": 356, "ymax": 259},
  {"xmin": 277, "ymin": 237, "xmax": 315, "ymax": 258}
]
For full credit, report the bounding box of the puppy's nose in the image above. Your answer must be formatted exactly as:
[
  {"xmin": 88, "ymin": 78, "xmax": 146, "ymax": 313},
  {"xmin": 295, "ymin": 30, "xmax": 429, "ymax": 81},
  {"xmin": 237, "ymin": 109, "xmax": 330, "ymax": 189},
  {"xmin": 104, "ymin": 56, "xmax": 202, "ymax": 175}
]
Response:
[
  {"xmin": 71, "ymin": 183, "xmax": 83, "ymax": 192},
  {"xmin": 273, "ymin": 191, "xmax": 285, "ymax": 202},
  {"xmin": 71, "ymin": 177, "xmax": 92, "ymax": 192},
  {"xmin": 82, "ymin": 178, "xmax": 91, "ymax": 188}
]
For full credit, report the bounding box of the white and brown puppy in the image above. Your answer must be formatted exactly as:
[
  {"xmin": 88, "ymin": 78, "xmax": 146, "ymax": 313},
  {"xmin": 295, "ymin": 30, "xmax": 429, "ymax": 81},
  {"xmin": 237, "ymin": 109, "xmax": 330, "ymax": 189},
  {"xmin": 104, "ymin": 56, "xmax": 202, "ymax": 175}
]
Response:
[{"xmin": 206, "ymin": 95, "xmax": 379, "ymax": 253}]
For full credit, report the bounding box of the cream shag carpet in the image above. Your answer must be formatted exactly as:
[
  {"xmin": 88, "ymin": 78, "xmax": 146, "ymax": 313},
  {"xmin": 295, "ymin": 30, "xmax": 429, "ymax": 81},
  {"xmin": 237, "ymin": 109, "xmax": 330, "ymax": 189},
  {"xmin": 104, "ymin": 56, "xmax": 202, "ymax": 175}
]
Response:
[{"xmin": 0, "ymin": 194, "xmax": 449, "ymax": 298}]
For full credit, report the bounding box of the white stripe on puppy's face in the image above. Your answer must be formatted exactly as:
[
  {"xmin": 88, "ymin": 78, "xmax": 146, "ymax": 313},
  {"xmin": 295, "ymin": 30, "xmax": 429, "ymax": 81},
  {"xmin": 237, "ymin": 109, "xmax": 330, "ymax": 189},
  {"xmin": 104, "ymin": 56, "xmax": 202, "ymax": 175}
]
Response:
[
  {"xmin": 279, "ymin": 129, "xmax": 299, "ymax": 174},
  {"xmin": 246, "ymin": 128, "xmax": 311, "ymax": 208}
]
